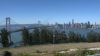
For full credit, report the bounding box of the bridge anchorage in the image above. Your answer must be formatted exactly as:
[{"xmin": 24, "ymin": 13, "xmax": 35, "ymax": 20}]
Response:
[{"xmin": 6, "ymin": 17, "xmax": 13, "ymax": 45}]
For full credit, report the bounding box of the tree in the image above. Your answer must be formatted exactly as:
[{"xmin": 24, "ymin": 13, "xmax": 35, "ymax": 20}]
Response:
[
  {"xmin": 21, "ymin": 27, "xmax": 31, "ymax": 46},
  {"xmin": 97, "ymin": 33, "xmax": 100, "ymax": 42},
  {"xmin": 40, "ymin": 27, "xmax": 48, "ymax": 44},
  {"xmin": 32, "ymin": 27, "xmax": 40, "ymax": 44},
  {"xmin": 74, "ymin": 33, "xmax": 80, "ymax": 42},
  {"xmin": 60, "ymin": 31, "xmax": 68, "ymax": 43},
  {"xmin": 46, "ymin": 28, "xmax": 51, "ymax": 44},
  {"xmin": 87, "ymin": 30, "xmax": 97, "ymax": 42},
  {"xmin": 48, "ymin": 29, "xmax": 53, "ymax": 44},
  {"xmin": 28, "ymin": 33, "xmax": 33, "ymax": 45},
  {"xmin": 54, "ymin": 30, "xmax": 60, "ymax": 44},
  {"xmin": 82, "ymin": 34, "xmax": 87, "ymax": 42},
  {"xmin": 0, "ymin": 28, "xmax": 9, "ymax": 47},
  {"xmin": 68, "ymin": 31, "xmax": 76, "ymax": 43}
]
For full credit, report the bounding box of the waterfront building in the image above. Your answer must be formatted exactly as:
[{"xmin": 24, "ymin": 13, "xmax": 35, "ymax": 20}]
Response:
[
  {"xmin": 84, "ymin": 23, "xmax": 87, "ymax": 29},
  {"xmin": 81, "ymin": 23, "xmax": 83, "ymax": 29}
]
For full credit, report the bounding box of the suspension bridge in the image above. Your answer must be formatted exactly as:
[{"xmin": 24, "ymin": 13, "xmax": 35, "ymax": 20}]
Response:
[{"xmin": 0, "ymin": 17, "xmax": 54, "ymax": 46}]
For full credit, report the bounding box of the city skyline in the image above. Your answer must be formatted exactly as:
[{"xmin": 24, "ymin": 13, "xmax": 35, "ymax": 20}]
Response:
[
  {"xmin": 55, "ymin": 19, "xmax": 100, "ymax": 29},
  {"xmin": 0, "ymin": 18, "xmax": 99, "ymax": 25},
  {"xmin": 0, "ymin": 18, "xmax": 100, "ymax": 29},
  {"xmin": 0, "ymin": 0, "xmax": 100, "ymax": 24}
]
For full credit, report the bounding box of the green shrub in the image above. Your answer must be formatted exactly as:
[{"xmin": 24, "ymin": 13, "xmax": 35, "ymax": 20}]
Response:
[
  {"xmin": 43, "ymin": 51, "xmax": 48, "ymax": 53},
  {"xmin": 36, "ymin": 50, "xmax": 42, "ymax": 53}
]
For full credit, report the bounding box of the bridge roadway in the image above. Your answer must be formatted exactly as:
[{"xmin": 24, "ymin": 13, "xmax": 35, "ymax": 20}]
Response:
[
  {"xmin": 9, "ymin": 27, "xmax": 36, "ymax": 33},
  {"xmin": 0, "ymin": 26, "xmax": 54, "ymax": 35}
]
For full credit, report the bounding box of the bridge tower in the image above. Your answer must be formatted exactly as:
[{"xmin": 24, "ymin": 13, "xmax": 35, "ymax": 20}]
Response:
[{"xmin": 6, "ymin": 17, "xmax": 11, "ymax": 43}]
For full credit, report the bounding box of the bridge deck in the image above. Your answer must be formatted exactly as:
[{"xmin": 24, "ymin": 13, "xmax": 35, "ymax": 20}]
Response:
[{"xmin": 0, "ymin": 26, "xmax": 54, "ymax": 34}]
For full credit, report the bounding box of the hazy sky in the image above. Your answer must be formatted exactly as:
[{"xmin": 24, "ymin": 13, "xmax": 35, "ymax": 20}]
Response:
[{"xmin": 0, "ymin": 0, "xmax": 100, "ymax": 24}]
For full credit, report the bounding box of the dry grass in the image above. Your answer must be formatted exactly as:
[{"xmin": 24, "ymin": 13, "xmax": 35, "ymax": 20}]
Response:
[{"xmin": 0, "ymin": 42, "xmax": 100, "ymax": 55}]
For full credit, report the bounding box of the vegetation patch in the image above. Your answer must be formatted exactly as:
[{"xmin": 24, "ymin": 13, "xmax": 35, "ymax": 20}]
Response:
[
  {"xmin": 54, "ymin": 50, "xmax": 100, "ymax": 56},
  {"xmin": 36, "ymin": 50, "xmax": 42, "ymax": 53},
  {"xmin": 54, "ymin": 53, "xmax": 65, "ymax": 56},
  {"xmin": 16, "ymin": 52, "xmax": 31, "ymax": 56},
  {"xmin": 43, "ymin": 50, "xmax": 48, "ymax": 53}
]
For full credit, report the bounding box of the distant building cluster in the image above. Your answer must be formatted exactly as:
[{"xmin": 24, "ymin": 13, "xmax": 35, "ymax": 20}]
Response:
[{"xmin": 55, "ymin": 19, "xmax": 100, "ymax": 29}]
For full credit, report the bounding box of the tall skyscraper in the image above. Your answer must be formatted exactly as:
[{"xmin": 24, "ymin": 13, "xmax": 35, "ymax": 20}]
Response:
[
  {"xmin": 81, "ymin": 23, "xmax": 83, "ymax": 28},
  {"xmin": 55, "ymin": 22, "xmax": 58, "ymax": 26},
  {"xmin": 72, "ymin": 19, "xmax": 74, "ymax": 25},
  {"xmin": 55, "ymin": 22, "xmax": 58, "ymax": 28},
  {"xmin": 69, "ymin": 22, "xmax": 71, "ymax": 26},
  {"xmin": 95, "ymin": 21, "xmax": 96, "ymax": 29},
  {"xmin": 88, "ymin": 21, "xmax": 90, "ymax": 28},
  {"xmin": 38, "ymin": 21, "xmax": 41, "ymax": 24},
  {"xmin": 63, "ymin": 23, "xmax": 65, "ymax": 28},
  {"xmin": 47, "ymin": 22, "xmax": 49, "ymax": 26}
]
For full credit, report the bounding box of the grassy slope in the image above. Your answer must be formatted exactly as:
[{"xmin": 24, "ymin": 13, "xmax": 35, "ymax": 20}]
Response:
[{"xmin": 0, "ymin": 42, "xmax": 100, "ymax": 55}]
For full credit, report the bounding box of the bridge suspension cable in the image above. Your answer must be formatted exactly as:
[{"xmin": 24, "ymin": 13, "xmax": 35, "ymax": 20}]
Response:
[
  {"xmin": 10, "ymin": 19, "xmax": 18, "ymax": 24},
  {"xmin": 10, "ymin": 19, "xmax": 24, "ymax": 28}
]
